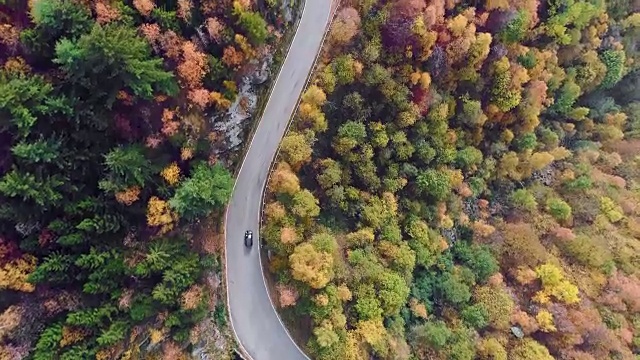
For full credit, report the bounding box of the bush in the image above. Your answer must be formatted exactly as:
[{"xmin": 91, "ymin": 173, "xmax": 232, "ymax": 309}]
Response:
[
  {"xmin": 546, "ymin": 198, "xmax": 572, "ymax": 221},
  {"xmin": 461, "ymin": 304, "xmax": 489, "ymax": 329},
  {"xmin": 510, "ymin": 189, "xmax": 538, "ymax": 212},
  {"xmin": 558, "ymin": 234, "xmax": 612, "ymax": 269},
  {"xmin": 509, "ymin": 338, "xmax": 553, "ymax": 360},
  {"xmin": 474, "ymin": 285, "xmax": 514, "ymax": 330}
]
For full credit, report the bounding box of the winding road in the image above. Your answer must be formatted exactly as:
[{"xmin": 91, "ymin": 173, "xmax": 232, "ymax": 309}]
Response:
[{"xmin": 223, "ymin": 1, "xmax": 333, "ymax": 359}]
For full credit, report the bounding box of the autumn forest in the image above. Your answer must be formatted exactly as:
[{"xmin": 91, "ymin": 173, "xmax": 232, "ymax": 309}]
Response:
[
  {"xmin": 0, "ymin": 0, "xmax": 281, "ymax": 358},
  {"xmin": 264, "ymin": 0, "xmax": 640, "ymax": 359}
]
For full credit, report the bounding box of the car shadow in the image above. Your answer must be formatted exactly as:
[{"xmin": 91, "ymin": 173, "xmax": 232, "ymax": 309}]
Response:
[{"xmin": 243, "ymin": 243, "xmax": 253, "ymax": 255}]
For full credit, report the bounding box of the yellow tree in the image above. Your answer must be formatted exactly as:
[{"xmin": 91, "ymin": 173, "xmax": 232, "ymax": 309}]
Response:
[
  {"xmin": 161, "ymin": 162, "xmax": 181, "ymax": 186},
  {"xmin": 346, "ymin": 228, "xmax": 375, "ymax": 248},
  {"xmin": 280, "ymin": 132, "xmax": 313, "ymax": 170},
  {"xmin": 146, "ymin": 196, "xmax": 177, "ymax": 235},
  {"xmin": 0, "ymin": 253, "xmax": 36, "ymax": 292},
  {"xmin": 313, "ymin": 320, "xmax": 340, "ymax": 348},
  {"xmin": 269, "ymin": 162, "xmax": 301, "ymax": 195},
  {"xmin": 355, "ymin": 318, "xmax": 388, "ymax": 356},
  {"xmin": 298, "ymin": 103, "xmax": 327, "ymax": 132},
  {"xmin": 289, "ymin": 243, "xmax": 333, "ymax": 289},
  {"xmin": 474, "ymin": 284, "xmax": 515, "ymax": 330},
  {"xmin": 535, "ymin": 310, "xmax": 556, "ymax": 332},
  {"xmin": 299, "ymin": 85, "xmax": 328, "ymax": 132},
  {"xmin": 528, "ymin": 151, "xmax": 555, "ymax": 171},
  {"xmin": 533, "ymin": 263, "xmax": 580, "ymax": 304},
  {"xmin": 302, "ymin": 85, "xmax": 327, "ymax": 106}
]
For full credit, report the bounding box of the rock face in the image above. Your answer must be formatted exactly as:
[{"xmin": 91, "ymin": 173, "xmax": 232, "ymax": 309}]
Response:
[
  {"xmin": 210, "ymin": 54, "xmax": 274, "ymax": 157},
  {"xmin": 281, "ymin": 0, "xmax": 296, "ymax": 23},
  {"xmin": 190, "ymin": 271, "xmax": 235, "ymax": 359}
]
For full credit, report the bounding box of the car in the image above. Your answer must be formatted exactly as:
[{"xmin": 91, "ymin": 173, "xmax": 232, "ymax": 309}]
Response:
[{"xmin": 244, "ymin": 230, "xmax": 253, "ymax": 247}]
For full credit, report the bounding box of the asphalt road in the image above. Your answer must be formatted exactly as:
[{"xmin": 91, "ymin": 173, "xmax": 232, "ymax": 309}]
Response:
[{"xmin": 224, "ymin": 1, "xmax": 332, "ymax": 359}]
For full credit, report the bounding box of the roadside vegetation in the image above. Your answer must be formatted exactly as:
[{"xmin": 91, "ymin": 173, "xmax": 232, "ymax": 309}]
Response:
[
  {"xmin": 0, "ymin": 0, "xmax": 285, "ymax": 358},
  {"xmin": 263, "ymin": 0, "xmax": 640, "ymax": 359}
]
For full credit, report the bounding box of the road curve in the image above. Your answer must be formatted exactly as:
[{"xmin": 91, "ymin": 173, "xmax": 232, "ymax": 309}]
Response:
[{"xmin": 223, "ymin": 1, "xmax": 333, "ymax": 359}]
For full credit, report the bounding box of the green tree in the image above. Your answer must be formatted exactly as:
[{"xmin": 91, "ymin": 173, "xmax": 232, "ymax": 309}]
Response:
[
  {"xmin": 376, "ymin": 271, "xmax": 410, "ymax": 316},
  {"xmin": 0, "ymin": 170, "xmax": 64, "ymax": 208},
  {"xmin": 546, "ymin": 197, "xmax": 572, "ymax": 221},
  {"xmin": 169, "ymin": 163, "xmax": 234, "ymax": 221},
  {"xmin": 354, "ymin": 284, "xmax": 384, "ymax": 320},
  {"xmin": 510, "ymin": 189, "xmax": 538, "ymax": 212},
  {"xmin": 11, "ymin": 138, "xmax": 61, "ymax": 164},
  {"xmin": 513, "ymin": 133, "xmax": 537, "ymax": 151},
  {"xmin": 409, "ymin": 320, "xmax": 452, "ymax": 351},
  {"xmin": 0, "ymin": 72, "xmax": 71, "ymax": 136},
  {"xmin": 237, "ymin": 11, "xmax": 269, "ymax": 45},
  {"xmin": 406, "ymin": 220, "xmax": 441, "ymax": 268},
  {"xmin": 456, "ymin": 146, "xmax": 483, "ymax": 170},
  {"xmin": 316, "ymin": 159, "xmax": 342, "ymax": 189},
  {"xmin": 22, "ymin": 0, "xmax": 92, "ymax": 57},
  {"xmin": 452, "ymin": 243, "xmax": 498, "ymax": 283},
  {"xmin": 458, "ymin": 95, "xmax": 487, "ymax": 127},
  {"xmin": 33, "ymin": 323, "xmax": 64, "ymax": 360},
  {"xmin": 600, "ymin": 49, "xmax": 626, "ymax": 89},
  {"xmin": 499, "ymin": 11, "xmax": 528, "ymax": 43},
  {"xmin": 291, "ymin": 189, "xmax": 321, "ymax": 219},
  {"xmin": 100, "ymin": 145, "xmax": 152, "ymax": 191},
  {"xmin": 332, "ymin": 54, "xmax": 358, "ymax": 85},
  {"xmin": 447, "ymin": 326, "xmax": 476, "ymax": 360},
  {"xmin": 461, "ymin": 304, "xmax": 489, "ymax": 329},
  {"xmin": 54, "ymin": 24, "xmax": 178, "ymax": 106},
  {"xmin": 415, "ymin": 169, "xmax": 452, "ymax": 200},
  {"xmin": 436, "ymin": 271, "xmax": 472, "ymax": 307},
  {"xmin": 549, "ymin": 79, "xmax": 581, "ymax": 115},
  {"xmin": 333, "ymin": 121, "xmax": 367, "ymax": 155}
]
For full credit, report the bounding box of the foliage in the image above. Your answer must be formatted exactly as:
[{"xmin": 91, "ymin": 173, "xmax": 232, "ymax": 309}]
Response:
[
  {"xmin": 474, "ymin": 285, "xmax": 515, "ymax": 330},
  {"xmin": 534, "ymin": 263, "xmax": 580, "ymax": 304},
  {"xmin": 0, "ymin": 0, "xmax": 276, "ymax": 356},
  {"xmin": 510, "ymin": 189, "xmax": 537, "ymax": 212},
  {"xmin": 169, "ymin": 163, "xmax": 234, "ymax": 221},
  {"xmin": 259, "ymin": 0, "xmax": 640, "ymax": 359},
  {"xmin": 54, "ymin": 24, "xmax": 177, "ymax": 106},
  {"xmin": 600, "ymin": 50, "xmax": 626, "ymax": 89},
  {"xmin": 546, "ymin": 198, "xmax": 572, "ymax": 221},
  {"xmin": 509, "ymin": 338, "xmax": 553, "ymax": 360},
  {"xmin": 289, "ymin": 243, "xmax": 334, "ymax": 289}
]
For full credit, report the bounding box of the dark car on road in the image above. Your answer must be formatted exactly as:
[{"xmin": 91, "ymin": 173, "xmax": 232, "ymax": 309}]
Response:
[{"xmin": 244, "ymin": 230, "xmax": 253, "ymax": 247}]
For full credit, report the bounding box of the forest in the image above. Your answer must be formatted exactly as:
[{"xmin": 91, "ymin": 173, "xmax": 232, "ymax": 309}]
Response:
[
  {"xmin": 0, "ymin": 0, "xmax": 282, "ymax": 358},
  {"xmin": 263, "ymin": 0, "xmax": 640, "ymax": 359}
]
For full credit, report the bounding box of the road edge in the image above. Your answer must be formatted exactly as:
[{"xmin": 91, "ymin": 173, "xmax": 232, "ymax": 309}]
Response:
[
  {"xmin": 222, "ymin": 1, "xmax": 311, "ymax": 359},
  {"xmin": 255, "ymin": 0, "xmax": 341, "ymax": 358}
]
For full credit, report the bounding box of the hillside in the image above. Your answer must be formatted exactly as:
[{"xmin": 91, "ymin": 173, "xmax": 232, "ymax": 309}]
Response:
[
  {"xmin": 0, "ymin": 0, "xmax": 289, "ymax": 358},
  {"xmin": 262, "ymin": 0, "xmax": 640, "ymax": 359}
]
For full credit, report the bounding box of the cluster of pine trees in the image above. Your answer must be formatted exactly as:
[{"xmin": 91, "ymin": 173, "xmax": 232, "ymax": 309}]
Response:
[
  {"xmin": 0, "ymin": 0, "xmax": 280, "ymax": 358},
  {"xmin": 263, "ymin": 0, "xmax": 640, "ymax": 359}
]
